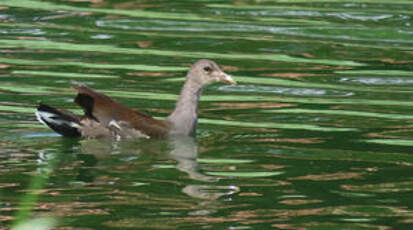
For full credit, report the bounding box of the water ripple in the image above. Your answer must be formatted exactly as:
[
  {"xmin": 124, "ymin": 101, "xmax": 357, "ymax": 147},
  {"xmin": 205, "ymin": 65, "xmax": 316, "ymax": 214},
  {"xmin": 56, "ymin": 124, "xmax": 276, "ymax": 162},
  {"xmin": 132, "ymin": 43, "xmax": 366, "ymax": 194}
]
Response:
[
  {"xmin": 90, "ymin": 34, "xmax": 113, "ymax": 40},
  {"xmin": 0, "ymin": 28, "xmax": 45, "ymax": 35},
  {"xmin": 96, "ymin": 19, "xmax": 288, "ymax": 33},
  {"xmin": 340, "ymin": 77, "xmax": 413, "ymax": 85},
  {"xmin": 328, "ymin": 12, "xmax": 394, "ymax": 21},
  {"xmin": 96, "ymin": 18, "xmax": 413, "ymax": 44},
  {"xmin": 220, "ymin": 84, "xmax": 353, "ymax": 97}
]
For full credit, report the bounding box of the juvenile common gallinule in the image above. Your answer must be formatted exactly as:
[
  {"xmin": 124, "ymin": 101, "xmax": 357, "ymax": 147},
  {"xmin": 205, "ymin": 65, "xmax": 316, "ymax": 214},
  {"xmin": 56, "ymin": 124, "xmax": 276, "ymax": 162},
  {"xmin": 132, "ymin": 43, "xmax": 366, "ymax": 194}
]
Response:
[{"xmin": 35, "ymin": 59, "xmax": 236, "ymax": 139}]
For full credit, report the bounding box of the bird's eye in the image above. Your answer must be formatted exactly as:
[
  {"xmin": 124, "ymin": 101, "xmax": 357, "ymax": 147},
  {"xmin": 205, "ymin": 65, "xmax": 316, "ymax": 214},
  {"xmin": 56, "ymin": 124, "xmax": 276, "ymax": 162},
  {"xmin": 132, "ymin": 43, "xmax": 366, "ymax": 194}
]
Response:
[{"xmin": 203, "ymin": 66, "xmax": 212, "ymax": 72}]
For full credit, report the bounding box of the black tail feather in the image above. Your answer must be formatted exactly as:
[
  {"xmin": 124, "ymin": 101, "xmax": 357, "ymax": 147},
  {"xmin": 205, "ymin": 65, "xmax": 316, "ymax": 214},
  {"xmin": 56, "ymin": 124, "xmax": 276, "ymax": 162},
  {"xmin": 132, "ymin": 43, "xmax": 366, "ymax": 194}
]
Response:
[
  {"xmin": 74, "ymin": 93, "xmax": 96, "ymax": 120},
  {"xmin": 36, "ymin": 103, "xmax": 81, "ymax": 137}
]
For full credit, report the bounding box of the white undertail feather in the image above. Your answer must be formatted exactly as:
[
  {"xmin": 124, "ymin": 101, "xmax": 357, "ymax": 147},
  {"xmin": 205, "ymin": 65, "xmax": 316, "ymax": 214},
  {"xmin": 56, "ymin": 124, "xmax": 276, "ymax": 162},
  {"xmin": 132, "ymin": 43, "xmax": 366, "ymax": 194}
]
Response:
[
  {"xmin": 108, "ymin": 120, "xmax": 122, "ymax": 130},
  {"xmin": 35, "ymin": 110, "xmax": 78, "ymax": 128},
  {"xmin": 35, "ymin": 110, "xmax": 49, "ymax": 126}
]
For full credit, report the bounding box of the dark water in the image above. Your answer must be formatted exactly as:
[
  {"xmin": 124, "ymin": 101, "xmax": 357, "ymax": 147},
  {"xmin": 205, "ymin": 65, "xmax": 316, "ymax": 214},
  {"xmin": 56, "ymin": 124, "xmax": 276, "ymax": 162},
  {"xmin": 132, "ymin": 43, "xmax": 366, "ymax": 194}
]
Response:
[{"xmin": 1, "ymin": 0, "xmax": 413, "ymax": 229}]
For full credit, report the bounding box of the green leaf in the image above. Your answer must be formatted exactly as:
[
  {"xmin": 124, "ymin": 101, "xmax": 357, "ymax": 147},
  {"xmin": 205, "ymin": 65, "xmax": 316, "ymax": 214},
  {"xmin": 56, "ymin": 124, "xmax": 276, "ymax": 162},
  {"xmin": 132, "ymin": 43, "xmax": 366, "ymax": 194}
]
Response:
[
  {"xmin": 2, "ymin": 0, "xmax": 206, "ymax": 21},
  {"xmin": 153, "ymin": 164, "xmax": 175, "ymax": 169},
  {"xmin": 336, "ymin": 70, "xmax": 413, "ymax": 76},
  {"xmin": 197, "ymin": 158, "xmax": 255, "ymax": 164},
  {"xmin": 0, "ymin": 57, "xmax": 186, "ymax": 72},
  {"xmin": 206, "ymin": 171, "xmax": 284, "ymax": 177},
  {"xmin": 365, "ymin": 139, "xmax": 413, "ymax": 146},
  {"xmin": 12, "ymin": 217, "xmax": 57, "ymax": 230},
  {"xmin": 0, "ymin": 105, "xmax": 36, "ymax": 114},
  {"xmin": 0, "ymin": 39, "xmax": 365, "ymax": 66},
  {"xmin": 13, "ymin": 70, "xmax": 119, "ymax": 79}
]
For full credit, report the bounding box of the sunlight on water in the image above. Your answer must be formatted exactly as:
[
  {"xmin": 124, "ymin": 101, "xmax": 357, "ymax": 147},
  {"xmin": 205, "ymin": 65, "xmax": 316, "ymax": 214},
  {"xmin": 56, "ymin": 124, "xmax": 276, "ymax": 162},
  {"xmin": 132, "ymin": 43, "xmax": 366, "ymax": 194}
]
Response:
[
  {"xmin": 340, "ymin": 77, "xmax": 413, "ymax": 85},
  {"xmin": 219, "ymin": 84, "xmax": 354, "ymax": 96}
]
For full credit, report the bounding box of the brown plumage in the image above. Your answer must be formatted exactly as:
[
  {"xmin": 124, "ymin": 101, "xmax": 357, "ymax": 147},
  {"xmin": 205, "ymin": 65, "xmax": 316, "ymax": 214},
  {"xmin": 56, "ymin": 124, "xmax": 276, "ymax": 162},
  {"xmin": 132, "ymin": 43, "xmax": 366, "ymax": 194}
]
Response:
[{"xmin": 35, "ymin": 59, "xmax": 236, "ymax": 139}]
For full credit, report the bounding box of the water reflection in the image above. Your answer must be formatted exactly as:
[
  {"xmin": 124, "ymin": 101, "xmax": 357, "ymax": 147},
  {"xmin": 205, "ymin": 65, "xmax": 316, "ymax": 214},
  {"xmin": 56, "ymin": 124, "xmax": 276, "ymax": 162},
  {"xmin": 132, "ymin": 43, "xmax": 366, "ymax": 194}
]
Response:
[
  {"xmin": 29, "ymin": 135, "xmax": 241, "ymax": 228},
  {"xmin": 167, "ymin": 136, "xmax": 218, "ymax": 183},
  {"xmin": 37, "ymin": 136, "xmax": 238, "ymax": 198},
  {"xmin": 75, "ymin": 136, "xmax": 216, "ymax": 181}
]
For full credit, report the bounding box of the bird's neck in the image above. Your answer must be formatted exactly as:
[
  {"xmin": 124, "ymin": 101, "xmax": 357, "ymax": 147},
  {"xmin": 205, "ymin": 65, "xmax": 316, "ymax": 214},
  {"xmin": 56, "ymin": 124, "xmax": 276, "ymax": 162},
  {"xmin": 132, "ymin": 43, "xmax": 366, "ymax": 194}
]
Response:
[{"xmin": 167, "ymin": 78, "xmax": 203, "ymax": 136}]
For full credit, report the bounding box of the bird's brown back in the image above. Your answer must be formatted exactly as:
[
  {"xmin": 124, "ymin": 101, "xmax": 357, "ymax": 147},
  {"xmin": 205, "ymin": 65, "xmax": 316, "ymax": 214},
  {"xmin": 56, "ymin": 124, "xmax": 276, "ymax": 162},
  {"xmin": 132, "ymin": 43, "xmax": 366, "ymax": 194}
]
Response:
[{"xmin": 73, "ymin": 85, "xmax": 171, "ymax": 137}]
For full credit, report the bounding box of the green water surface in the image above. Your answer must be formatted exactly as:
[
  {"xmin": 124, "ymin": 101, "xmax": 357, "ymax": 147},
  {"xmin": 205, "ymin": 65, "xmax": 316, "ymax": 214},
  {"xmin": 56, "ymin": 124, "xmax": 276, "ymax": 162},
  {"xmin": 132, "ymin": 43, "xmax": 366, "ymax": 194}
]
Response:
[{"xmin": 1, "ymin": 0, "xmax": 413, "ymax": 229}]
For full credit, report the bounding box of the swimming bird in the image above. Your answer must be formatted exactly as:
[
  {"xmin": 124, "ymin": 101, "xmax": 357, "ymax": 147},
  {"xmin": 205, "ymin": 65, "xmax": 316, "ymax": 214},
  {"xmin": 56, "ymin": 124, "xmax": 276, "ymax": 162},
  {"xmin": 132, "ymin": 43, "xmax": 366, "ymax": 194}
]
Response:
[{"xmin": 35, "ymin": 59, "xmax": 236, "ymax": 139}]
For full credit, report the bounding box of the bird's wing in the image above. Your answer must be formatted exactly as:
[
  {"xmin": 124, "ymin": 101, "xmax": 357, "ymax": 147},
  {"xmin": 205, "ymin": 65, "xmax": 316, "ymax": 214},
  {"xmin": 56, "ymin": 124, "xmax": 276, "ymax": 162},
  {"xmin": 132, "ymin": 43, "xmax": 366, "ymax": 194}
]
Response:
[{"xmin": 73, "ymin": 84, "xmax": 170, "ymax": 137}]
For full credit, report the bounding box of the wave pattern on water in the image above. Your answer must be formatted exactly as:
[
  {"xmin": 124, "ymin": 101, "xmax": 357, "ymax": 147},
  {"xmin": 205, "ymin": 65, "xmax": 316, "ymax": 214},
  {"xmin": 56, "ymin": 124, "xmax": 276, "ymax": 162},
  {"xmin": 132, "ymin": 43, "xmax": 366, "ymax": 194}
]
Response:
[{"xmin": 1, "ymin": 0, "xmax": 413, "ymax": 230}]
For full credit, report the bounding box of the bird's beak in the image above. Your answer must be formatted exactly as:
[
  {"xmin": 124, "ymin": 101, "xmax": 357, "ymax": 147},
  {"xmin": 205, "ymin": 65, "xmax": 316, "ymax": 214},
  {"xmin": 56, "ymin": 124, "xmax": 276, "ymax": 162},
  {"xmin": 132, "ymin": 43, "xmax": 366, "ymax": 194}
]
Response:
[{"xmin": 219, "ymin": 73, "xmax": 236, "ymax": 85}]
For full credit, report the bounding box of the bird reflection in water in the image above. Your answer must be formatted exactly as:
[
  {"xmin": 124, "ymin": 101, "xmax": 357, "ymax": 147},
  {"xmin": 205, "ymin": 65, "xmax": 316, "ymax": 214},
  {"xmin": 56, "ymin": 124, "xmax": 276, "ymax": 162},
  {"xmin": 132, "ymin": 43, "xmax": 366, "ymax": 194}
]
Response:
[{"xmin": 36, "ymin": 135, "xmax": 239, "ymax": 202}]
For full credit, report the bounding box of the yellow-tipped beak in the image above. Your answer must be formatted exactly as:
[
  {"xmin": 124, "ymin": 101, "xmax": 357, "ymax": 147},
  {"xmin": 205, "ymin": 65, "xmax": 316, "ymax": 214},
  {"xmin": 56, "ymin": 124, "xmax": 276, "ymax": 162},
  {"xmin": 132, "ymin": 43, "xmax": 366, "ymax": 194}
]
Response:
[{"xmin": 220, "ymin": 73, "xmax": 236, "ymax": 85}]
